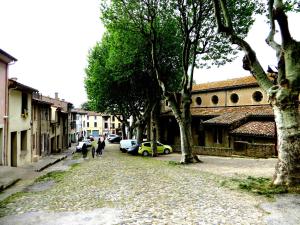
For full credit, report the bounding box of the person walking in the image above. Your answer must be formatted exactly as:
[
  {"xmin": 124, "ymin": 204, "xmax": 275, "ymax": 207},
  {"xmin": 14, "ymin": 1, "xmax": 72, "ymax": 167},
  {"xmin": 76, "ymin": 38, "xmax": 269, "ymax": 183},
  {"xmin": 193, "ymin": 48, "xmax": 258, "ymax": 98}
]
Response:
[
  {"xmin": 82, "ymin": 143, "xmax": 88, "ymax": 159},
  {"xmin": 92, "ymin": 146, "xmax": 95, "ymax": 158},
  {"xmin": 96, "ymin": 135, "xmax": 105, "ymax": 156}
]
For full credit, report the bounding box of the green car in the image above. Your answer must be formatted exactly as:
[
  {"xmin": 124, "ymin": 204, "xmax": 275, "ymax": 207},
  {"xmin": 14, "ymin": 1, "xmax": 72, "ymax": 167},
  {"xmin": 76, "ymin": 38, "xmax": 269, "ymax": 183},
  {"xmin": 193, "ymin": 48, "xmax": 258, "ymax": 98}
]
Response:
[{"xmin": 138, "ymin": 141, "xmax": 173, "ymax": 156}]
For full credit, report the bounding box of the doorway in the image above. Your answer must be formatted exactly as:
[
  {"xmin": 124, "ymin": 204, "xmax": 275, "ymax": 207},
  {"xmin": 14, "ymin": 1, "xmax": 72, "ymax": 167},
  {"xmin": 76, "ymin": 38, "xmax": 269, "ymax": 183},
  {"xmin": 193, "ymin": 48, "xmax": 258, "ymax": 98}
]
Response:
[{"xmin": 11, "ymin": 132, "xmax": 17, "ymax": 167}]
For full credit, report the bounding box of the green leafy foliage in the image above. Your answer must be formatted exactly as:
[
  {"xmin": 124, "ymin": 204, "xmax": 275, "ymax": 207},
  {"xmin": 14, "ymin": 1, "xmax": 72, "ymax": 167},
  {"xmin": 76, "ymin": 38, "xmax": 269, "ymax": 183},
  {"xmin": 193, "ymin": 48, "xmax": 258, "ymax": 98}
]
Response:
[
  {"xmin": 81, "ymin": 102, "xmax": 92, "ymax": 111},
  {"xmin": 228, "ymin": 176, "xmax": 288, "ymax": 198},
  {"xmin": 283, "ymin": 0, "xmax": 300, "ymax": 12},
  {"xmin": 34, "ymin": 171, "xmax": 67, "ymax": 183},
  {"xmin": 85, "ymin": 30, "xmax": 162, "ymax": 122}
]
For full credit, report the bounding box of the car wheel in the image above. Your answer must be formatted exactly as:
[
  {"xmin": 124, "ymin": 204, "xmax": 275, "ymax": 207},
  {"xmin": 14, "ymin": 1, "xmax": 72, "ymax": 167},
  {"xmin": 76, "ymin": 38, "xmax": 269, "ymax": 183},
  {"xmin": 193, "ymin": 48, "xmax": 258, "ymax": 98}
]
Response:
[
  {"xmin": 142, "ymin": 151, "xmax": 149, "ymax": 156},
  {"xmin": 164, "ymin": 149, "xmax": 170, "ymax": 154}
]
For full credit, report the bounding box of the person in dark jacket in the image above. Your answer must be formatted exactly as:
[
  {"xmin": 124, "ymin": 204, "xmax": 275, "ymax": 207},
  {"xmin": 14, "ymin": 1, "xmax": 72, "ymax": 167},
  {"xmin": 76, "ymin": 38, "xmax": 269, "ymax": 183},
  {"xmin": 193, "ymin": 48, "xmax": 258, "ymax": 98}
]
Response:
[
  {"xmin": 96, "ymin": 135, "xmax": 105, "ymax": 156},
  {"xmin": 82, "ymin": 143, "xmax": 88, "ymax": 158}
]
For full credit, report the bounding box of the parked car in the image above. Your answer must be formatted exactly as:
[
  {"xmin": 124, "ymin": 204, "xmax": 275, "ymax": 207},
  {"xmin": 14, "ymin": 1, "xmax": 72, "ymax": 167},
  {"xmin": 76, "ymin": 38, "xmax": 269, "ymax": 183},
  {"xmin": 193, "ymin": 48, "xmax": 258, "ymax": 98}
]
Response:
[
  {"xmin": 138, "ymin": 141, "xmax": 173, "ymax": 156},
  {"xmin": 75, "ymin": 139, "xmax": 92, "ymax": 152},
  {"xmin": 76, "ymin": 141, "xmax": 91, "ymax": 152},
  {"xmin": 120, "ymin": 139, "xmax": 137, "ymax": 153},
  {"xmin": 82, "ymin": 139, "xmax": 92, "ymax": 147},
  {"xmin": 107, "ymin": 134, "xmax": 121, "ymax": 143},
  {"xmin": 107, "ymin": 134, "xmax": 118, "ymax": 141},
  {"xmin": 127, "ymin": 144, "xmax": 140, "ymax": 155}
]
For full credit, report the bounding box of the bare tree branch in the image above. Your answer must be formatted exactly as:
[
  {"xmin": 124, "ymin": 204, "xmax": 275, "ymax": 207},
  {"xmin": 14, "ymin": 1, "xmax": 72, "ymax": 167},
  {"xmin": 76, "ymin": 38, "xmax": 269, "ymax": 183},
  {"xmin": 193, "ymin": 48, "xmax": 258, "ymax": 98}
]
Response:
[
  {"xmin": 273, "ymin": 0, "xmax": 292, "ymax": 46},
  {"xmin": 266, "ymin": 0, "xmax": 281, "ymax": 58},
  {"xmin": 213, "ymin": 0, "xmax": 273, "ymax": 91}
]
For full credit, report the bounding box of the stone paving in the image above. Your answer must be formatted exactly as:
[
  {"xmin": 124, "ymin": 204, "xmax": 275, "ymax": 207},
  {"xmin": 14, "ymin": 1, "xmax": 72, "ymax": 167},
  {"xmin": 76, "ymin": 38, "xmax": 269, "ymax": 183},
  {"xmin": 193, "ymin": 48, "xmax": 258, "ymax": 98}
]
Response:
[{"xmin": 0, "ymin": 143, "xmax": 298, "ymax": 225}]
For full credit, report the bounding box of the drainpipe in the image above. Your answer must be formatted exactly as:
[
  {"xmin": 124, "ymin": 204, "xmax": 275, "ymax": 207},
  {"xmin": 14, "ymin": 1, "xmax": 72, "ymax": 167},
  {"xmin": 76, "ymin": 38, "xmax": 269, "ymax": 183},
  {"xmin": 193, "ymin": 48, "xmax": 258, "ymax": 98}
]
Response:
[
  {"xmin": 4, "ymin": 60, "xmax": 17, "ymax": 166},
  {"xmin": 3, "ymin": 64, "xmax": 9, "ymax": 166}
]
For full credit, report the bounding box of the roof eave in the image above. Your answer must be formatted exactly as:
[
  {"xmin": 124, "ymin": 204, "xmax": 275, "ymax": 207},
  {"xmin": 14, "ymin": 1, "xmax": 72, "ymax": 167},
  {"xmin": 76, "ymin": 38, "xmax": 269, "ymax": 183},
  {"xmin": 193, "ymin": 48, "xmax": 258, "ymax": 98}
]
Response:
[
  {"xmin": 231, "ymin": 133, "xmax": 275, "ymax": 138},
  {"xmin": 0, "ymin": 49, "xmax": 17, "ymax": 63},
  {"xmin": 8, "ymin": 79, "xmax": 38, "ymax": 93},
  {"xmin": 192, "ymin": 83, "xmax": 258, "ymax": 94}
]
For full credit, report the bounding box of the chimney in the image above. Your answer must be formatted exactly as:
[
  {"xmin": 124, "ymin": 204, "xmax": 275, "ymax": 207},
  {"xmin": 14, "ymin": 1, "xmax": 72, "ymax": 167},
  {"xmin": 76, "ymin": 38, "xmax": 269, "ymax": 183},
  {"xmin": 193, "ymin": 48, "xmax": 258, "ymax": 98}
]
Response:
[
  {"xmin": 55, "ymin": 92, "xmax": 59, "ymax": 99},
  {"xmin": 10, "ymin": 77, "xmax": 18, "ymax": 81}
]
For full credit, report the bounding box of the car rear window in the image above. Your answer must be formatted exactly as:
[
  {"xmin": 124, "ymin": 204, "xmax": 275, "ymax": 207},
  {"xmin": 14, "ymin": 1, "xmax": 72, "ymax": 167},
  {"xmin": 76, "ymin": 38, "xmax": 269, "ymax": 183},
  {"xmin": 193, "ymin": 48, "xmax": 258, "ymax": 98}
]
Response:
[{"xmin": 144, "ymin": 143, "xmax": 151, "ymax": 147}]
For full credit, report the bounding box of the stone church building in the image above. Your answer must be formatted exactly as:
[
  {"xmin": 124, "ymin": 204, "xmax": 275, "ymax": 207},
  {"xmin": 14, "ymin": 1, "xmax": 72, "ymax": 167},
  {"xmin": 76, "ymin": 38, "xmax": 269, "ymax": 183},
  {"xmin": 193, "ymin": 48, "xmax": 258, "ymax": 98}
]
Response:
[{"xmin": 160, "ymin": 75, "xmax": 277, "ymax": 158}]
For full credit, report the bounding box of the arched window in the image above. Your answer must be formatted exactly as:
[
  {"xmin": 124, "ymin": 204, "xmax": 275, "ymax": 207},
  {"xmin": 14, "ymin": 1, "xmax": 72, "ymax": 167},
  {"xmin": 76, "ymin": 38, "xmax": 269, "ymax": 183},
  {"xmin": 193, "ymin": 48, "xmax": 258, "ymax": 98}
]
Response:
[
  {"xmin": 196, "ymin": 97, "xmax": 202, "ymax": 105},
  {"xmin": 211, "ymin": 95, "xmax": 219, "ymax": 105},
  {"xmin": 230, "ymin": 93, "xmax": 239, "ymax": 103},
  {"xmin": 252, "ymin": 91, "xmax": 263, "ymax": 102}
]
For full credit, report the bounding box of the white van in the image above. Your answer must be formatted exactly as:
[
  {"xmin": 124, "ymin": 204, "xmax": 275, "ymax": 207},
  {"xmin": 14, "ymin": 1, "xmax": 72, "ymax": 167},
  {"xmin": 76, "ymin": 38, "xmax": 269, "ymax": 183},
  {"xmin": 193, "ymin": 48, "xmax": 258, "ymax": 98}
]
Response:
[{"xmin": 120, "ymin": 139, "xmax": 137, "ymax": 153}]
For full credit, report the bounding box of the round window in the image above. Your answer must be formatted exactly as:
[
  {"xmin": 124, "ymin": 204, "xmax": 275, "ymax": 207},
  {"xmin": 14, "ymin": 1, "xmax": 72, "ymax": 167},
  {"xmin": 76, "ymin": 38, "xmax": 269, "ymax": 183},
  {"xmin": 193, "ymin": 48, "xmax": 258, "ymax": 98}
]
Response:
[
  {"xmin": 230, "ymin": 93, "xmax": 239, "ymax": 103},
  {"xmin": 211, "ymin": 95, "xmax": 219, "ymax": 105},
  {"xmin": 252, "ymin": 91, "xmax": 263, "ymax": 102},
  {"xmin": 196, "ymin": 97, "xmax": 202, "ymax": 105}
]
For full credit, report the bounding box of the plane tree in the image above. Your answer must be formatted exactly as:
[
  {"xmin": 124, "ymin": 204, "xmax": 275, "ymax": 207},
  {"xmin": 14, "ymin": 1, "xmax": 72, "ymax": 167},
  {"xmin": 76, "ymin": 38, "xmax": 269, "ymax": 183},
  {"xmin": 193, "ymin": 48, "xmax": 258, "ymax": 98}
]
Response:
[
  {"xmin": 101, "ymin": 0, "xmax": 257, "ymax": 163},
  {"xmin": 85, "ymin": 30, "xmax": 162, "ymax": 143},
  {"xmin": 213, "ymin": 0, "xmax": 300, "ymax": 186}
]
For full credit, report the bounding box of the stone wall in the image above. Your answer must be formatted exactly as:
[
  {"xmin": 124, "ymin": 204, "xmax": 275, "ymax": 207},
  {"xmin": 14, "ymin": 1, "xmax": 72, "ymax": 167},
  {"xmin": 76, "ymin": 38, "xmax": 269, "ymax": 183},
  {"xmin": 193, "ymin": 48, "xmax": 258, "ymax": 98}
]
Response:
[{"xmin": 172, "ymin": 141, "xmax": 276, "ymax": 158}]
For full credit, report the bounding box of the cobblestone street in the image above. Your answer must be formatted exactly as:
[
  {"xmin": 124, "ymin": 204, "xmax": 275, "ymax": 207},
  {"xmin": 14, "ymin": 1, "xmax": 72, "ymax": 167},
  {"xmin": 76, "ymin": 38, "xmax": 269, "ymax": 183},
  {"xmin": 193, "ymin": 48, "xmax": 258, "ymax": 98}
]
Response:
[{"xmin": 0, "ymin": 143, "xmax": 297, "ymax": 225}]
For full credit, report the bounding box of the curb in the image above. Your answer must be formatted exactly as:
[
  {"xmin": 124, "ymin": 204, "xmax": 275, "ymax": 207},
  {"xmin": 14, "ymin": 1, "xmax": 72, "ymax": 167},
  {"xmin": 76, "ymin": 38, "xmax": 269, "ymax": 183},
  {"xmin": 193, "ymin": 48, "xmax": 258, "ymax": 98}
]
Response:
[
  {"xmin": 34, "ymin": 155, "xmax": 68, "ymax": 172},
  {"xmin": 0, "ymin": 178, "xmax": 21, "ymax": 192}
]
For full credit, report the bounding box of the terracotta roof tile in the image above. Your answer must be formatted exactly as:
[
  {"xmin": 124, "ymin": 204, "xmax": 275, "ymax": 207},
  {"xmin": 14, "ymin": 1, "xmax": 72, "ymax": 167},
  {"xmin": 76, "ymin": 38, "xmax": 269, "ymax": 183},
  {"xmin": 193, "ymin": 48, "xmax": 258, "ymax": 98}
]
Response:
[
  {"xmin": 192, "ymin": 75, "xmax": 257, "ymax": 92},
  {"xmin": 161, "ymin": 105, "xmax": 274, "ymax": 118},
  {"xmin": 190, "ymin": 105, "xmax": 274, "ymax": 117},
  {"xmin": 41, "ymin": 96, "xmax": 70, "ymax": 112},
  {"xmin": 203, "ymin": 112, "xmax": 249, "ymax": 125},
  {"xmin": 230, "ymin": 121, "xmax": 275, "ymax": 138}
]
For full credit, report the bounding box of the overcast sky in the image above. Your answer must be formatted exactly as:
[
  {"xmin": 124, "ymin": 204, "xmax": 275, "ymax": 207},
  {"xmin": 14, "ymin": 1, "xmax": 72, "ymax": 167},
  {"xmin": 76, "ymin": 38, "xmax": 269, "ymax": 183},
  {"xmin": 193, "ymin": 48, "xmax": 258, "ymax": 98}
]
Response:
[{"xmin": 1, "ymin": 1, "xmax": 299, "ymax": 107}]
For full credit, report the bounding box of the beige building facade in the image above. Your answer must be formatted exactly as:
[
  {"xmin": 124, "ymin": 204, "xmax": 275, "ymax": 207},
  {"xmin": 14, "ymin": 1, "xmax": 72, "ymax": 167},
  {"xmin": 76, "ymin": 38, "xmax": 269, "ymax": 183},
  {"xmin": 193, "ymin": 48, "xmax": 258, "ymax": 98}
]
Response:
[
  {"xmin": 80, "ymin": 112, "xmax": 122, "ymax": 138},
  {"xmin": 42, "ymin": 94, "xmax": 72, "ymax": 153},
  {"xmin": 0, "ymin": 49, "xmax": 17, "ymax": 165},
  {"xmin": 32, "ymin": 93, "xmax": 52, "ymax": 160},
  {"xmin": 7, "ymin": 79, "xmax": 37, "ymax": 166}
]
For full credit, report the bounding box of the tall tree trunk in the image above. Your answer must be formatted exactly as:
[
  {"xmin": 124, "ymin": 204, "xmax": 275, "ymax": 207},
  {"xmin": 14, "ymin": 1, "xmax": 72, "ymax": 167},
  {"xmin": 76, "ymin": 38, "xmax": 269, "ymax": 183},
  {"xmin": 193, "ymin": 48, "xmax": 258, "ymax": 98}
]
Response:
[
  {"xmin": 122, "ymin": 123, "xmax": 126, "ymax": 139},
  {"xmin": 151, "ymin": 103, "xmax": 159, "ymax": 157},
  {"xmin": 182, "ymin": 92, "xmax": 202, "ymax": 163},
  {"xmin": 128, "ymin": 126, "xmax": 133, "ymax": 139},
  {"xmin": 136, "ymin": 123, "xmax": 145, "ymax": 144},
  {"xmin": 152, "ymin": 125, "xmax": 158, "ymax": 157},
  {"xmin": 178, "ymin": 120, "xmax": 194, "ymax": 163},
  {"xmin": 147, "ymin": 117, "xmax": 151, "ymax": 141},
  {"xmin": 168, "ymin": 93, "xmax": 201, "ymax": 163},
  {"xmin": 272, "ymin": 96, "xmax": 300, "ymax": 186}
]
